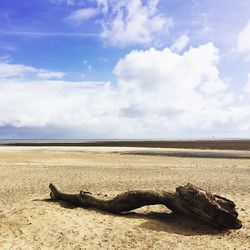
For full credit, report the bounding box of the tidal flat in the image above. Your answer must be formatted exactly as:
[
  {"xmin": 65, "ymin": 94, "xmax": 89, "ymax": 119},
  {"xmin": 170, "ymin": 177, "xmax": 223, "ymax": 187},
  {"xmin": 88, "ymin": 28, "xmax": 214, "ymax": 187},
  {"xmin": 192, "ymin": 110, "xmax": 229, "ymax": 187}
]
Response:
[{"xmin": 0, "ymin": 146, "xmax": 249, "ymax": 249}]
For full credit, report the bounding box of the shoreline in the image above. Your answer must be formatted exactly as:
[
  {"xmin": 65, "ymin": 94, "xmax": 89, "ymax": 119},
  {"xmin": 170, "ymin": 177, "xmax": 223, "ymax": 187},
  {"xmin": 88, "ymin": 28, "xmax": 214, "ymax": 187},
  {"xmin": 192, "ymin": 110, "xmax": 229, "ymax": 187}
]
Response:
[{"xmin": 1, "ymin": 139, "xmax": 250, "ymax": 151}]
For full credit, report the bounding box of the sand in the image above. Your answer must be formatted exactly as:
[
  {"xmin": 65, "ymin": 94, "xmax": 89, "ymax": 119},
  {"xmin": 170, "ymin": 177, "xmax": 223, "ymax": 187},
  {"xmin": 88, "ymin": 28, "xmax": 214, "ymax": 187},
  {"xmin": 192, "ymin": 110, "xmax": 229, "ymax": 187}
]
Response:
[{"xmin": 0, "ymin": 146, "xmax": 249, "ymax": 249}]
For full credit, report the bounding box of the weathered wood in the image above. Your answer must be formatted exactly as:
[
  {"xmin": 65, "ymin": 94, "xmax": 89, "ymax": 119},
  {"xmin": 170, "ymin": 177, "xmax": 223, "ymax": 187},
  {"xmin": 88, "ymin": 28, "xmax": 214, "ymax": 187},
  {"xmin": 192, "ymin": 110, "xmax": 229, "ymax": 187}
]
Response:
[{"xmin": 49, "ymin": 183, "xmax": 242, "ymax": 230}]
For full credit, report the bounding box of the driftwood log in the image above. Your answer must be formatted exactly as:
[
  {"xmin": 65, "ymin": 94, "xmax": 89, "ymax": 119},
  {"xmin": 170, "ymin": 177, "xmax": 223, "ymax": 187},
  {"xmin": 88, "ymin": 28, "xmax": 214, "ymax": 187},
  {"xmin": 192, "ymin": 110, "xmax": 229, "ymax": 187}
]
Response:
[{"xmin": 49, "ymin": 183, "xmax": 242, "ymax": 230}]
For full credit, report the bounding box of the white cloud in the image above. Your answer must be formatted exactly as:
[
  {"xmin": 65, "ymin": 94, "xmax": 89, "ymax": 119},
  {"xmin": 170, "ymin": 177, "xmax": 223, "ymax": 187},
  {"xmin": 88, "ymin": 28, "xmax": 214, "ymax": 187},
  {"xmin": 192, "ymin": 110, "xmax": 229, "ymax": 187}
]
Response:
[
  {"xmin": 0, "ymin": 62, "xmax": 36, "ymax": 78},
  {"xmin": 238, "ymin": 22, "xmax": 250, "ymax": 53},
  {"xmin": 0, "ymin": 80, "xmax": 113, "ymax": 129},
  {"xmin": 65, "ymin": 0, "xmax": 172, "ymax": 47},
  {"xmin": 244, "ymin": 73, "xmax": 250, "ymax": 93},
  {"xmin": 199, "ymin": 79, "xmax": 227, "ymax": 94},
  {"xmin": 171, "ymin": 34, "xmax": 189, "ymax": 53},
  {"xmin": 0, "ymin": 62, "xmax": 65, "ymax": 80},
  {"xmin": 1, "ymin": 43, "xmax": 250, "ymax": 138},
  {"xmin": 83, "ymin": 60, "xmax": 92, "ymax": 71},
  {"xmin": 48, "ymin": 0, "xmax": 79, "ymax": 5},
  {"xmin": 0, "ymin": 54, "xmax": 11, "ymax": 63},
  {"xmin": 66, "ymin": 8, "xmax": 99, "ymax": 23},
  {"xmin": 96, "ymin": 0, "xmax": 108, "ymax": 14},
  {"xmin": 113, "ymin": 43, "xmax": 232, "ymax": 131},
  {"xmin": 101, "ymin": 0, "xmax": 172, "ymax": 47},
  {"xmin": 37, "ymin": 71, "xmax": 65, "ymax": 79}
]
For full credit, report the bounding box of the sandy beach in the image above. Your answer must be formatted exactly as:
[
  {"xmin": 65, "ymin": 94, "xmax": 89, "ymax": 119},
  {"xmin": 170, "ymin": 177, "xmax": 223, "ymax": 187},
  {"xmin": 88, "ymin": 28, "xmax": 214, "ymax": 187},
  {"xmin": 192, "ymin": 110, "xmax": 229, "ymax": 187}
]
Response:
[{"xmin": 0, "ymin": 146, "xmax": 249, "ymax": 249}]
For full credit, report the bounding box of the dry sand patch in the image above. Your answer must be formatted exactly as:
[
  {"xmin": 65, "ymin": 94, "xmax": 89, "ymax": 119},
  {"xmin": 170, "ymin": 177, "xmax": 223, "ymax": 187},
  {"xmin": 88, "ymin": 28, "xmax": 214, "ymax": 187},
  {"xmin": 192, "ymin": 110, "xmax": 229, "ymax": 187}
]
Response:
[{"xmin": 0, "ymin": 147, "xmax": 249, "ymax": 249}]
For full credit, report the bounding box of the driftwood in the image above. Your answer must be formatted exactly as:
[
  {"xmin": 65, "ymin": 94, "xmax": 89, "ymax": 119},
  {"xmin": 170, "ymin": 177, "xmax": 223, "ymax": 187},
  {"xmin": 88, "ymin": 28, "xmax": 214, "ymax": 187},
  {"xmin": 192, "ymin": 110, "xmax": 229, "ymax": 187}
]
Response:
[{"xmin": 49, "ymin": 183, "xmax": 242, "ymax": 230}]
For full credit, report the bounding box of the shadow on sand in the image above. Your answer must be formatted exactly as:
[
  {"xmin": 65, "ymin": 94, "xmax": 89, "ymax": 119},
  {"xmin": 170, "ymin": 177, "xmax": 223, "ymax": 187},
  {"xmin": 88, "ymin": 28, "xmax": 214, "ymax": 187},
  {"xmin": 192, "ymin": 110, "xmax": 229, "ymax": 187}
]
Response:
[
  {"xmin": 36, "ymin": 199, "xmax": 228, "ymax": 236},
  {"xmin": 124, "ymin": 211, "xmax": 225, "ymax": 236}
]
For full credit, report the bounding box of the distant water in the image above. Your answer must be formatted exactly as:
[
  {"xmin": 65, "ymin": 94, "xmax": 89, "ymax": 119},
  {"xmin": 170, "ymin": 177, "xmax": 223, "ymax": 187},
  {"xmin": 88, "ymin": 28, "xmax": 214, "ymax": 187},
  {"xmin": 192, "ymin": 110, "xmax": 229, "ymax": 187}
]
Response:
[
  {"xmin": 0, "ymin": 139, "xmax": 103, "ymax": 145},
  {"xmin": 0, "ymin": 139, "xmax": 153, "ymax": 145}
]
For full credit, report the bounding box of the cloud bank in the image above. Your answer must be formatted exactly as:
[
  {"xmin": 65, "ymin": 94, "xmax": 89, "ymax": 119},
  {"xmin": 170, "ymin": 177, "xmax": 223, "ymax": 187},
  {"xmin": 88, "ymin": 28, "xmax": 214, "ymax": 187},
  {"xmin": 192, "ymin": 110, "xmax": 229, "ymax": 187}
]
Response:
[{"xmin": 1, "ymin": 43, "xmax": 250, "ymax": 139}]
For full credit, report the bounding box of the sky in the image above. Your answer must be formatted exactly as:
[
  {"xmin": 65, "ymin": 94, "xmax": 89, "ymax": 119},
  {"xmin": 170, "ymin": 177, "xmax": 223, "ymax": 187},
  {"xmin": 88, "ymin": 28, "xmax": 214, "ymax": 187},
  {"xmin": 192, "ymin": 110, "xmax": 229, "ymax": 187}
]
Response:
[{"xmin": 0, "ymin": 0, "xmax": 250, "ymax": 139}]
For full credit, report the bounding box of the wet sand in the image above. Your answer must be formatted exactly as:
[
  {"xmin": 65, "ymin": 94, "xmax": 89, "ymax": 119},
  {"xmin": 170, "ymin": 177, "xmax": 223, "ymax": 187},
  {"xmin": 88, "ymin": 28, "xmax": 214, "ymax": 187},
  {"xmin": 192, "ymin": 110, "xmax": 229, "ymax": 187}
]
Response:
[
  {"xmin": 3, "ymin": 139, "xmax": 250, "ymax": 151},
  {"xmin": 0, "ymin": 146, "xmax": 249, "ymax": 249}
]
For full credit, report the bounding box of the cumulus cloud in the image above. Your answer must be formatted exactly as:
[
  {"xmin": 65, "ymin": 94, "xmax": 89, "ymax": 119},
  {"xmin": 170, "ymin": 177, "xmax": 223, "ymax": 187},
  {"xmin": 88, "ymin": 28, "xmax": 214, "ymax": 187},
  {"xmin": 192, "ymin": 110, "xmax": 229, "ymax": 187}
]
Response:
[
  {"xmin": 199, "ymin": 79, "xmax": 227, "ymax": 94},
  {"xmin": 114, "ymin": 42, "xmax": 225, "ymax": 97},
  {"xmin": 65, "ymin": 0, "xmax": 172, "ymax": 47},
  {"xmin": 171, "ymin": 34, "xmax": 189, "ymax": 53},
  {"xmin": 1, "ymin": 43, "xmax": 250, "ymax": 138},
  {"xmin": 238, "ymin": 21, "xmax": 250, "ymax": 53},
  {"xmin": 100, "ymin": 0, "xmax": 172, "ymax": 47},
  {"xmin": 113, "ymin": 43, "xmax": 234, "ymax": 133}
]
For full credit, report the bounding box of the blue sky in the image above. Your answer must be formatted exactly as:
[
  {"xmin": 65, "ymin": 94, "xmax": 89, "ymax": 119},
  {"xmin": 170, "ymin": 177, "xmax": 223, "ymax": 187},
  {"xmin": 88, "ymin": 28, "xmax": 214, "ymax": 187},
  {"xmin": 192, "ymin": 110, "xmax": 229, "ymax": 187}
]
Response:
[{"xmin": 0, "ymin": 0, "xmax": 250, "ymax": 139}]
